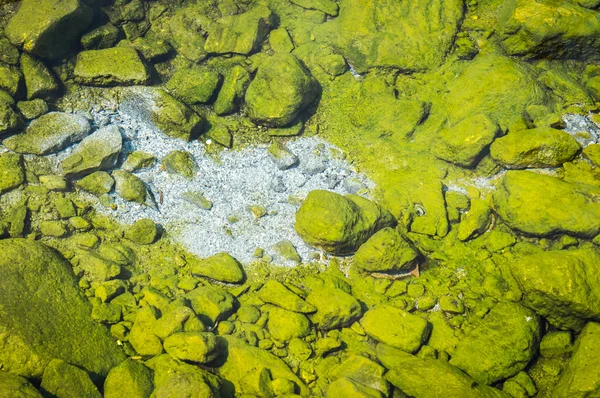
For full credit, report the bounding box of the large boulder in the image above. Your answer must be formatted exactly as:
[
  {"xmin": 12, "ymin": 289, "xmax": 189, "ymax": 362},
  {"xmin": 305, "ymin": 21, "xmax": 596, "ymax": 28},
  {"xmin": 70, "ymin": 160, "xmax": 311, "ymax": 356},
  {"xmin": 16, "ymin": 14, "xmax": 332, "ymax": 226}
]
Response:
[
  {"xmin": 507, "ymin": 249, "xmax": 600, "ymax": 331},
  {"xmin": 553, "ymin": 322, "xmax": 600, "ymax": 397},
  {"xmin": 0, "ymin": 239, "xmax": 125, "ymax": 378},
  {"xmin": 40, "ymin": 359, "xmax": 102, "ymax": 398},
  {"xmin": 3, "ymin": 112, "xmax": 91, "ymax": 155},
  {"xmin": 103, "ymin": 359, "xmax": 154, "ymax": 398},
  {"xmin": 295, "ymin": 190, "xmax": 395, "ymax": 255},
  {"xmin": 449, "ymin": 302, "xmax": 541, "ymax": 385},
  {"xmin": 0, "ymin": 372, "xmax": 43, "ymax": 397},
  {"xmin": 490, "ymin": 127, "xmax": 580, "ymax": 169},
  {"xmin": 74, "ymin": 47, "xmax": 149, "ymax": 86},
  {"xmin": 494, "ymin": 171, "xmax": 600, "ymax": 237},
  {"xmin": 165, "ymin": 67, "xmax": 221, "ymax": 105},
  {"xmin": 5, "ymin": 0, "xmax": 93, "ymax": 60},
  {"xmin": 501, "ymin": 0, "xmax": 600, "ymax": 61},
  {"xmin": 318, "ymin": 0, "xmax": 464, "ymax": 73},
  {"xmin": 245, "ymin": 53, "xmax": 319, "ymax": 127}
]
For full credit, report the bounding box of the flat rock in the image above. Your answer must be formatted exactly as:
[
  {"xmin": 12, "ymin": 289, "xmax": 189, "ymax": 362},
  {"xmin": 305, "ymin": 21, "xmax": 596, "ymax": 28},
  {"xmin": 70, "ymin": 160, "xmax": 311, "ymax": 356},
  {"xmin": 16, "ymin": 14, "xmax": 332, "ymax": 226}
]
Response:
[
  {"xmin": 258, "ymin": 280, "xmax": 316, "ymax": 313},
  {"xmin": 150, "ymin": 89, "xmax": 204, "ymax": 141},
  {"xmin": 3, "ymin": 112, "xmax": 91, "ymax": 155},
  {"xmin": 61, "ymin": 125, "xmax": 123, "ymax": 178},
  {"xmin": 74, "ymin": 47, "xmax": 149, "ymax": 86},
  {"xmin": 189, "ymin": 252, "xmax": 244, "ymax": 284}
]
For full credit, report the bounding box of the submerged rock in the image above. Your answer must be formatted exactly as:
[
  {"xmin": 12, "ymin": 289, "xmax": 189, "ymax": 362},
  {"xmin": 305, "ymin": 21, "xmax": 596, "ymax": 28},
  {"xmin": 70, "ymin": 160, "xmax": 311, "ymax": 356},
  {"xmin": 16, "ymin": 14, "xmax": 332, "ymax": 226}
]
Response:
[
  {"xmin": 74, "ymin": 47, "xmax": 149, "ymax": 86},
  {"xmin": 189, "ymin": 252, "xmax": 244, "ymax": 284},
  {"xmin": 164, "ymin": 332, "xmax": 219, "ymax": 363},
  {"xmin": 150, "ymin": 89, "xmax": 204, "ymax": 141},
  {"xmin": 494, "ymin": 171, "xmax": 600, "ymax": 237},
  {"xmin": 353, "ymin": 227, "xmax": 420, "ymax": 273},
  {"xmin": 508, "ymin": 249, "xmax": 600, "ymax": 331},
  {"xmin": 61, "ymin": 125, "xmax": 123, "ymax": 178},
  {"xmin": 146, "ymin": 354, "xmax": 221, "ymax": 397},
  {"xmin": 245, "ymin": 53, "xmax": 319, "ymax": 127},
  {"xmin": 165, "ymin": 67, "xmax": 221, "ymax": 105},
  {"xmin": 361, "ymin": 305, "xmax": 430, "ymax": 353},
  {"xmin": 490, "ymin": 127, "xmax": 580, "ymax": 169},
  {"xmin": 186, "ymin": 285, "xmax": 235, "ymax": 326},
  {"xmin": 161, "ymin": 150, "xmax": 197, "ymax": 179},
  {"xmin": 295, "ymin": 190, "xmax": 395, "ymax": 255},
  {"xmin": 112, "ymin": 170, "xmax": 148, "ymax": 204},
  {"xmin": 0, "ymin": 239, "xmax": 125, "ymax": 378},
  {"xmin": 267, "ymin": 306, "xmax": 311, "ymax": 341},
  {"xmin": 5, "ymin": 0, "xmax": 93, "ymax": 60},
  {"xmin": 0, "ymin": 372, "xmax": 43, "ymax": 397},
  {"xmin": 40, "ymin": 359, "xmax": 102, "ymax": 398},
  {"xmin": 3, "ymin": 112, "xmax": 91, "ymax": 155},
  {"xmin": 214, "ymin": 65, "xmax": 251, "ymax": 116},
  {"xmin": 306, "ymin": 286, "xmax": 362, "ymax": 330},
  {"xmin": 258, "ymin": 280, "xmax": 316, "ymax": 313},
  {"xmin": 76, "ymin": 171, "xmax": 115, "ymax": 196},
  {"xmin": 0, "ymin": 152, "xmax": 25, "ymax": 195},
  {"xmin": 103, "ymin": 359, "xmax": 154, "ymax": 398},
  {"xmin": 20, "ymin": 54, "xmax": 60, "ymax": 100},
  {"xmin": 0, "ymin": 99, "xmax": 23, "ymax": 136}
]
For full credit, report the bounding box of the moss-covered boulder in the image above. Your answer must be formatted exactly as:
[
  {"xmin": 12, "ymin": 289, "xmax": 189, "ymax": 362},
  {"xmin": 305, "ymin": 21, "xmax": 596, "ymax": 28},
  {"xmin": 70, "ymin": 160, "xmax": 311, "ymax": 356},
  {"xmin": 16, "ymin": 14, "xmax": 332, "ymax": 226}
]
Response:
[
  {"xmin": 74, "ymin": 47, "xmax": 149, "ymax": 86},
  {"xmin": 125, "ymin": 218, "xmax": 160, "ymax": 245},
  {"xmin": 189, "ymin": 252, "xmax": 244, "ymax": 284},
  {"xmin": 5, "ymin": 0, "xmax": 93, "ymax": 60},
  {"xmin": 16, "ymin": 98, "xmax": 48, "ymax": 120},
  {"xmin": 501, "ymin": 0, "xmax": 600, "ymax": 60},
  {"xmin": 122, "ymin": 151, "xmax": 156, "ymax": 172},
  {"xmin": 150, "ymin": 89, "xmax": 204, "ymax": 141},
  {"xmin": 508, "ymin": 248, "xmax": 600, "ymax": 331},
  {"xmin": 353, "ymin": 227, "xmax": 420, "ymax": 273},
  {"xmin": 146, "ymin": 354, "xmax": 221, "ymax": 397},
  {"xmin": 76, "ymin": 171, "xmax": 114, "ymax": 196},
  {"xmin": 186, "ymin": 285, "xmax": 235, "ymax": 326},
  {"xmin": 0, "ymin": 99, "xmax": 23, "ymax": 136},
  {"xmin": 0, "ymin": 371, "xmax": 43, "ymax": 397},
  {"xmin": 361, "ymin": 305, "xmax": 430, "ymax": 353},
  {"xmin": 0, "ymin": 64, "xmax": 21, "ymax": 97},
  {"xmin": 376, "ymin": 344, "xmax": 509, "ymax": 398},
  {"xmin": 81, "ymin": 23, "xmax": 120, "ymax": 50},
  {"xmin": 318, "ymin": 0, "xmax": 463, "ymax": 73},
  {"xmin": 20, "ymin": 54, "xmax": 59, "ymax": 100},
  {"xmin": 204, "ymin": 5, "xmax": 274, "ymax": 55},
  {"xmin": 432, "ymin": 114, "xmax": 500, "ymax": 168},
  {"xmin": 553, "ymin": 322, "xmax": 600, "ymax": 396},
  {"xmin": 166, "ymin": 67, "xmax": 221, "ymax": 105},
  {"xmin": 245, "ymin": 53, "xmax": 319, "ymax": 127},
  {"xmin": 61, "ymin": 125, "xmax": 123, "ymax": 178},
  {"xmin": 103, "ymin": 359, "xmax": 154, "ymax": 398},
  {"xmin": 269, "ymin": 28, "xmax": 295, "ymax": 53},
  {"xmin": 449, "ymin": 302, "xmax": 540, "ymax": 385},
  {"xmin": 490, "ymin": 127, "xmax": 580, "ymax": 169},
  {"xmin": 3, "ymin": 112, "xmax": 91, "ymax": 155},
  {"xmin": 214, "ymin": 65, "xmax": 251, "ymax": 116},
  {"xmin": 40, "ymin": 359, "xmax": 102, "ymax": 398},
  {"xmin": 306, "ymin": 286, "xmax": 362, "ymax": 330},
  {"xmin": 218, "ymin": 336, "xmax": 309, "ymax": 396},
  {"xmin": 456, "ymin": 199, "xmax": 492, "ymax": 242},
  {"xmin": 295, "ymin": 190, "xmax": 395, "ymax": 255},
  {"xmin": 112, "ymin": 170, "xmax": 147, "ymax": 204},
  {"xmin": 0, "ymin": 37, "xmax": 20, "ymax": 66},
  {"xmin": 266, "ymin": 306, "xmax": 311, "ymax": 341},
  {"xmin": 161, "ymin": 150, "xmax": 197, "ymax": 179},
  {"xmin": 163, "ymin": 332, "xmax": 219, "ymax": 363},
  {"xmin": 0, "ymin": 239, "xmax": 125, "ymax": 378},
  {"xmin": 0, "ymin": 152, "xmax": 25, "ymax": 195},
  {"xmin": 129, "ymin": 305, "xmax": 163, "ymax": 358},
  {"xmin": 167, "ymin": 5, "xmax": 208, "ymax": 63},
  {"xmin": 258, "ymin": 280, "xmax": 316, "ymax": 313},
  {"xmin": 494, "ymin": 171, "xmax": 600, "ymax": 237}
]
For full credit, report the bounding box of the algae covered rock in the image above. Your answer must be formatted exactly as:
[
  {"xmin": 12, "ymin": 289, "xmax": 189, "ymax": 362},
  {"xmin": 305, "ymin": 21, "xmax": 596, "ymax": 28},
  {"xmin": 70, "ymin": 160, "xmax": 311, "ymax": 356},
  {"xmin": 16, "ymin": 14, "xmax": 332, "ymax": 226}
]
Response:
[
  {"xmin": 0, "ymin": 152, "xmax": 25, "ymax": 195},
  {"xmin": 456, "ymin": 199, "xmax": 492, "ymax": 242},
  {"xmin": 490, "ymin": 127, "xmax": 580, "ymax": 169},
  {"xmin": 146, "ymin": 354, "xmax": 221, "ymax": 397},
  {"xmin": 76, "ymin": 171, "xmax": 114, "ymax": 196},
  {"xmin": 161, "ymin": 150, "xmax": 197, "ymax": 178},
  {"xmin": 40, "ymin": 359, "xmax": 102, "ymax": 398},
  {"xmin": 150, "ymin": 89, "xmax": 204, "ymax": 141},
  {"xmin": 432, "ymin": 114, "xmax": 500, "ymax": 168},
  {"xmin": 129, "ymin": 305, "xmax": 163, "ymax": 358},
  {"xmin": 5, "ymin": 0, "xmax": 93, "ymax": 60},
  {"xmin": 190, "ymin": 252, "xmax": 244, "ymax": 284},
  {"xmin": 3, "ymin": 112, "xmax": 91, "ymax": 155},
  {"xmin": 164, "ymin": 332, "xmax": 219, "ymax": 363},
  {"xmin": 553, "ymin": 322, "xmax": 600, "ymax": 397},
  {"xmin": 81, "ymin": 23, "xmax": 120, "ymax": 50},
  {"xmin": 306, "ymin": 286, "xmax": 362, "ymax": 330},
  {"xmin": 112, "ymin": 170, "xmax": 147, "ymax": 204},
  {"xmin": 449, "ymin": 302, "xmax": 540, "ymax": 385},
  {"xmin": 16, "ymin": 99, "xmax": 48, "ymax": 120},
  {"xmin": 327, "ymin": 377, "xmax": 385, "ymax": 398},
  {"xmin": 0, "ymin": 371, "xmax": 43, "ymax": 397},
  {"xmin": 295, "ymin": 190, "xmax": 395, "ymax": 255},
  {"xmin": 61, "ymin": 125, "xmax": 123, "ymax": 178},
  {"xmin": 0, "ymin": 64, "xmax": 21, "ymax": 97},
  {"xmin": 245, "ymin": 53, "xmax": 319, "ymax": 127},
  {"xmin": 267, "ymin": 306, "xmax": 311, "ymax": 341},
  {"xmin": 103, "ymin": 359, "xmax": 154, "ymax": 398},
  {"xmin": 186, "ymin": 285, "xmax": 235, "ymax": 326},
  {"xmin": 258, "ymin": 280, "xmax": 316, "ymax": 313},
  {"xmin": 20, "ymin": 54, "xmax": 59, "ymax": 100},
  {"xmin": 166, "ymin": 67, "xmax": 221, "ymax": 105},
  {"xmin": 508, "ymin": 249, "xmax": 600, "ymax": 331},
  {"xmin": 494, "ymin": 171, "xmax": 600, "ymax": 237},
  {"xmin": 0, "ymin": 100, "xmax": 23, "ymax": 136},
  {"xmin": 330, "ymin": 355, "xmax": 389, "ymax": 397},
  {"xmin": 74, "ymin": 47, "xmax": 149, "ymax": 86},
  {"xmin": 0, "ymin": 239, "xmax": 125, "ymax": 378},
  {"xmin": 214, "ymin": 65, "xmax": 251, "ymax": 116},
  {"xmin": 361, "ymin": 305, "xmax": 430, "ymax": 353},
  {"xmin": 125, "ymin": 218, "xmax": 160, "ymax": 245},
  {"xmin": 353, "ymin": 227, "xmax": 420, "ymax": 273}
]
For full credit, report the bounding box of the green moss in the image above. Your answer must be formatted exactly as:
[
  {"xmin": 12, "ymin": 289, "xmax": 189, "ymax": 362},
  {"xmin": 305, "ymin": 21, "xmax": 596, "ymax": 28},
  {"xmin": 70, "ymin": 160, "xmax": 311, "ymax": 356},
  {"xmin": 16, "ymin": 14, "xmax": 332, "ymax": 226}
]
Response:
[
  {"xmin": 20, "ymin": 53, "xmax": 59, "ymax": 100},
  {"xmin": 0, "ymin": 63, "xmax": 22, "ymax": 97},
  {"xmin": 258, "ymin": 280, "xmax": 316, "ymax": 313},
  {"xmin": 166, "ymin": 67, "xmax": 221, "ymax": 105},
  {"xmin": 112, "ymin": 170, "xmax": 148, "ymax": 204},
  {"xmin": 353, "ymin": 227, "xmax": 420, "ymax": 272},
  {"xmin": 125, "ymin": 218, "xmax": 159, "ymax": 245},
  {"xmin": 74, "ymin": 47, "xmax": 149, "ymax": 86},
  {"xmin": 163, "ymin": 332, "xmax": 218, "ymax": 363},
  {"xmin": 41, "ymin": 359, "xmax": 101, "ymax": 398},
  {"xmin": 0, "ymin": 152, "xmax": 24, "ymax": 194},
  {"xmin": 16, "ymin": 98, "xmax": 48, "ymax": 120},
  {"xmin": 76, "ymin": 171, "xmax": 115, "ymax": 196},
  {"xmin": 186, "ymin": 285, "xmax": 235, "ymax": 326},
  {"xmin": 81, "ymin": 23, "xmax": 120, "ymax": 50},
  {"xmin": 103, "ymin": 359, "xmax": 154, "ymax": 398},
  {"xmin": 161, "ymin": 150, "xmax": 198, "ymax": 178},
  {"xmin": 150, "ymin": 89, "xmax": 204, "ymax": 141},
  {"xmin": 456, "ymin": 199, "xmax": 492, "ymax": 242},
  {"xmin": 266, "ymin": 306, "xmax": 311, "ymax": 341},
  {"xmin": 213, "ymin": 64, "xmax": 251, "ymax": 113},
  {"xmin": 269, "ymin": 28, "xmax": 295, "ymax": 53},
  {"xmin": 189, "ymin": 252, "xmax": 245, "ymax": 284}
]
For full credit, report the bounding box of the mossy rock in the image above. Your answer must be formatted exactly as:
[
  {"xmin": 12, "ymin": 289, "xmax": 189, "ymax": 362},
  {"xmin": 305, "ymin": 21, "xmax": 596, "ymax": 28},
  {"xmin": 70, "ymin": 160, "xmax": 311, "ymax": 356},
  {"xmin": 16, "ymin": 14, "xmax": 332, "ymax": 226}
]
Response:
[
  {"xmin": 61, "ymin": 125, "xmax": 123, "ymax": 178},
  {"xmin": 81, "ymin": 23, "xmax": 120, "ymax": 50},
  {"xmin": 20, "ymin": 53, "xmax": 59, "ymax": 100},
  {"xmin": 164, "ymin": 332, "xmax": 219, "ymax": 363},
  {"xmin": 432, "ymin": 114, "xmax": 500, "ymax": 168},
  {"xmin": 167, "ymin": 5, "xmax": 208, "ymax": 62},
  {"xmin": 0, "ymin": 239, "xmax": 125, "ymax": 378},
  {"xmin": 449, "ymin": 302, "xmax": 540, "ymax": 385},
  {"xmin": 507, "ymin": 248, "xmax": 600, "ymax": 331},
  {"xmin": 214, "ymin": 65, "xmax": 251, "ymax": 116},
  {"xmin": 269, "ymin": 28, "xmax": 295, "ymax": 53},
  {"xmin": 327, "ymin": 377, "xmax": 384, "ymax": 398},
  {"xmin": 330, "ymin": 354, "xmax": 390, "ymax": 396},
  {"xmin": 494, "ymin": 171, "xmax": 600, "ymax": 237},
  {"xmin": 162, "ymin": 150, "xmax": 197, "ymax": 179},
  {"xmin": 245, "ymin": 53, "xmax": 319, "ymax": 127},
  {"xmin": 204, "ymin": 5, "xmax": 274, "ymax": 55},
  {"xmin": 353, "ymin": 227, "xmax": 420, "ymax": 273},
  {"xmin": 76, "ymin": 171, "xmax": 115, "ymax": 196},
  {"xmin": 0, "ymin": 63, "xmax": 22, "ymax": 97},
  {"xmin": 186, "ymin": 285, "xmax": 235, "ymax": 326},
  {"xmin": 0, "ymin": 37, "xmax": 20, "ymax": 66},
  {"xmin": 295, "ymin": 190, "xmax": 396, "ymax": 255},
  {"xmin": 0, "ymin": 371, "xmax": 43, "ymax": 397},
  {"xmin": 150, "ymin": 89, "xmax": 204, "ymax": 141},
  {"xmin": 128, "ymin": 305, "xmax": 163, "ymax": 358},
  {"xmin": 0, "ymin": 100, "xmax": 23, "ymax": 136},
  {"xmin": 3, "ymin": 112, "xmax": 91, "ymax": 155},
  {"xmin": 112, "ymin": 170, "xmax": 147, "ymax": 204},
  {"xmin": 166, "ymin": 67, "xmax": 221, "ymax": 105},
  {"xmin": 16, "ymin": 98, "xmax": 48, "ymax": 120},
  {"xmin": 122, "ymin": 150, "xmax": 156, "ymax": 172},
  {"xmin": 266, "ymin": 306, "xmax": 311, "ymax": 341},
  {"xmin": 189, "ymin": 252, "xmax": 244, "ymax": 284},
  {"xmin": 125, "ymin": 218, "xmax": 160, "ymax": 245},
  {"xmin": 258, "ymin": 280, "xmax": 316, "ymax": 313},
  {"xmin": 40, "ymin": 359, "xmax": 102, "ymax": 398},
  {"xmin": 103, "ymin": 359, "xmax": 154, "ymax": 398},
  {"xmin": 5, "ymin": 0, "xmax": 93, "ymax": 60},
  {"xmin": 456, "ymin": 199, "xmax": 492, "ymax": 242},
  {"xmin": 0, "ymin": 152, "xmax": 24, "ymax": 194},
  {"xmin": 490, "ymin": 127, "xmax": 580, "ymax": 169},
  {"xmin": 74, "ymin": 47, "xmax": 149, "ymax": 86}
]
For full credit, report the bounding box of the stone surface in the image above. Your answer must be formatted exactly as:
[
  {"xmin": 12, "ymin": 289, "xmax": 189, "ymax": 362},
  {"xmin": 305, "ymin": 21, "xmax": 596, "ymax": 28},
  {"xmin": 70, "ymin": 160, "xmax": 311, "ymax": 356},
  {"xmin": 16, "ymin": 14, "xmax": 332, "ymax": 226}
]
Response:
[
  {"xmin": 268, "ymin": 142, "xmax": 299, "ymax": 170},
  {"xmin": 0, "ymin": 239, "xmax": 125, "ymax": 378},
  {"xmin": 449, "ymin": 302, "xmax": 540, "ymax": 385},
  {"xmin": 456, "ymin": 199, "xmax": 492, "ymax": 242},
  {"xmin": 40, "ymin": 359, "xmax": 102, "ymax": 398},
  {"xmin": 214, "ymin": 65, "xmax": 251, "ymax": 116},
  {"xmin": 0, "ymin": 153, "xmax": 25, "ymax": 195},
  {"xmin": 162, "ymin": 150, "xmax": 197, "ymax": 178},
  {"xmin": 353, "ymin": 227, "xmax": 420, "ymax": 272},
  {"xmin": 16, "ymin": 98, "xmax": 48, "ymax": 120},
  {"xmin": 166, "ymin": 67, "xmax": 221, "ymax": 105},
  {"xmin": 146, "ymin": 354, "xmax": 221, "ymax": 397},
  {"xmin": 81, "ymin": 23, "xmax": 120, "ymax": 50},
  {"xmin": 0, "ymin": 64, "xmax": 21, "ymax": 97},
  {"xmin": 186, "ymin": 285, "xmax": 235, "ymax": 326},
  {"xmin": 0, "ymin": 371, "xmax": 43, "ymax": 397},
  {"xmin": 61, "ymin": 125, "xmax": 123, "ymax": 178},
  {"xmin": 245, "ymin": 53, "xmax": 319, "ymax": 127},
  {"xmin": 295, "ymin": 190, "xmax": 395, "ymax": 255},
  {"xmin": 494, "ymin": 171, "xmax": 600, "ymax": 237},
  {"xmin": 112, "ymin": 170, "xmax": 147, "ymax": 204},
  {"xmin": 125, "ymin": 218, "xmax": 159, "ymax": 245},
  {"xmin": 150, "ymin": 89, "xmax": 204, "ymax": 141},
  {"xmin": 0, "ymin": 100, "xmax": 23, "ymax": 135},
  {"xmin": 306, "ymin": 286, "xmax": 362, "ymax": 330},
  {"xmin": 74, "ymin": 47, "xmax": 149, "ymax": 86},
  {"xmin": 190, "ymin": 252, "xmax": 245, "ymax": 284},
  {"xmin": 5, "ymin": 0, "xmax": 93, "ymax": 60},
  {"xmin": 267, "ymin": 306, "xmax": 311, "ymax": 341},
  {"xmin": 103, "ymin": 359, "xmax": 154, "ymax": 398},
  {"xmin": 3, "ymin": 112, "xmax": 90, "ymax": 155},
  {"xmin": 330, "ymin": 354, "xmax": 389, "ymax": 396},
  {"xmin": 490, "ymin": 127, "xmax": 580, "ymax": 169},
  {"xmin": 258, "ymin": 280, "xmax": 316, "ymax": 313},
  {"xmin": 76, "ymin": 171, "xmax": 114, "ymax": 196},
  {"xmin": 361, "ymin": 305, "xmax": 430, "ymax": 353},
  {"xmin": 164, "ymin": 332, "xmax": 219, "ymax": 363},
  {"xmin": 20, "ymin": 54, "xmax": 59, "ymax": 100},
  {"xmin": 508, "ymin": 248, "xmax": 600, "ymax": 331}
]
